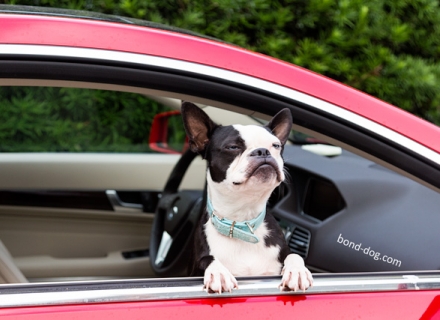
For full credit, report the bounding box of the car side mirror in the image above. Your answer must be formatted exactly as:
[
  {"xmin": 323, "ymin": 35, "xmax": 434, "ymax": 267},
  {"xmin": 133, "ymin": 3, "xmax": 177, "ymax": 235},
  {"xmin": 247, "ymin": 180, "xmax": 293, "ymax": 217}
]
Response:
[{"xmin": 149, "ymin": 110, "xmax": 188, "ymax": 154}]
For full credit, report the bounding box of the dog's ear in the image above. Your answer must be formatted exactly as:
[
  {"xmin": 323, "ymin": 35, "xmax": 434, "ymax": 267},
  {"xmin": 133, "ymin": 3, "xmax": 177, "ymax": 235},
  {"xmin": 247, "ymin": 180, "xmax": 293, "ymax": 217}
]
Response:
[
  {"xmin": 266, "ymin": 108, "xmax": 293, "ymax": 145},
  {"xmin": 181, "ymin": 101, "xmax": 218, "ymax": 156}
]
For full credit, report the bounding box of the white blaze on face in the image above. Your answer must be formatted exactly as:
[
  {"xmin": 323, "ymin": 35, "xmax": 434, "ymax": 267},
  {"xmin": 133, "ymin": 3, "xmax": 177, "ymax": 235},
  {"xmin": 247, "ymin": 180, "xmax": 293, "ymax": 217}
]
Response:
[
  {"xmin": 206, "ymin": 124, "xmax": 286, "ymax": 221},
  {"xmin": 225, "ymin": 124, "xmax": 285, "ymax": 187}
]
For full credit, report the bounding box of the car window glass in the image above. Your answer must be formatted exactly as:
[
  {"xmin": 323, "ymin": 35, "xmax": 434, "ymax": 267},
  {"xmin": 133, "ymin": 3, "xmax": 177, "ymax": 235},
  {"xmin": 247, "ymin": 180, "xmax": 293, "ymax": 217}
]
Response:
[{"xmin": 0, "ymin": 86, "xmax": 183, "ymax": 153}]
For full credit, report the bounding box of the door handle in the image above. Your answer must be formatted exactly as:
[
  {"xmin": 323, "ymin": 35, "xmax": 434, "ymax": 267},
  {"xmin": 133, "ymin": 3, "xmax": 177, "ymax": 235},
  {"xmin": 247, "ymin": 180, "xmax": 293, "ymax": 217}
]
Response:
[{"xmin": 105, "ymin": 190, "xmax": 143, "ymax": 213}]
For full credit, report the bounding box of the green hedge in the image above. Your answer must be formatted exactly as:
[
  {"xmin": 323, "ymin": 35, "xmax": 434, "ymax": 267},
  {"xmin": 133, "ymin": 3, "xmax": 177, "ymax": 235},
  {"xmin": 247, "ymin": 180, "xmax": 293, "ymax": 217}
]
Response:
[
  {"xmin": 5, "ymin": 0, "xmax": 439, "ymax": 123},
  {"xmin": 1, "ymin": 0, "xmax": 440, "ymax": 151},
  {"xmin": 0, "ymin": 87, "xmax": 167, "ymax": 152}
]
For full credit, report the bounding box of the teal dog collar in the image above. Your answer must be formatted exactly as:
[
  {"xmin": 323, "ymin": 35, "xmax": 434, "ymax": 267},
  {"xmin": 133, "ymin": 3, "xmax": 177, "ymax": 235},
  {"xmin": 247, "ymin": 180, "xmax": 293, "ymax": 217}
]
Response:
[{"xmin": 207, "ymin": 197, "xmax": 266, "ymax": 243}]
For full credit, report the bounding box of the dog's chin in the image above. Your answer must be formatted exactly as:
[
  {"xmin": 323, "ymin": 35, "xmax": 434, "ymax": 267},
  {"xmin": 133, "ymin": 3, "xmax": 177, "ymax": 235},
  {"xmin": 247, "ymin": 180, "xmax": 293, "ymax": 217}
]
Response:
[
  {"xmin": 233, "ymin": 163, "xmax": 282, "ymax": 187},
  {"xmin": 250, "ymin": 164, "xmax": 279, "ymax": 183}
]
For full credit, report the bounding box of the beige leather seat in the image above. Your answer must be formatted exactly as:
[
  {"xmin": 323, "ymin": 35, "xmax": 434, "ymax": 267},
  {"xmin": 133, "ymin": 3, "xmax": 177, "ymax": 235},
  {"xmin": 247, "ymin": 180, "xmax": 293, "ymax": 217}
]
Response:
[{"xmin": 0, "ymin": 239, "xmax": 27, "ymax": 283}]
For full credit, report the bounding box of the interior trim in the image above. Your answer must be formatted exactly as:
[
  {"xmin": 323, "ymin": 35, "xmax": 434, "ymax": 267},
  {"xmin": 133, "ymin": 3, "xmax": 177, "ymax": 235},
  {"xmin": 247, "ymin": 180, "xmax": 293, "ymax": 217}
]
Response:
[
  {"xmin": 0, "ymin": 153, "xmax": 207, "ymax": 190},
  {"xmin": 105, "ymin": 190, "xmax": 143, "ymax": 213},
  {"xmin": 0, "ymin": 190, "xmax": 113, "ymax": 211}
]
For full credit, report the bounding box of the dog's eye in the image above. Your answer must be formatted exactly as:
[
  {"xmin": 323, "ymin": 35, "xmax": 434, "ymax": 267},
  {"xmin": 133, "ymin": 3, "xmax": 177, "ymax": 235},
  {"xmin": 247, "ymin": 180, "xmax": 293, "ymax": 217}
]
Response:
[
  {"xmin": 273, "ymin": 143, "xmax": 281, "ymax": 149},
  {"xmin": 225, "ymin": 145, "xmax": 239, "ymax": 150}
]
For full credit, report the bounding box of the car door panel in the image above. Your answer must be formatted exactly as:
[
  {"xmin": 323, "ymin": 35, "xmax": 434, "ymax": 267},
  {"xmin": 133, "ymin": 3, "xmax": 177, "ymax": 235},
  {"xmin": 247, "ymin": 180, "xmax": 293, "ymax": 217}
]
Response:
[
  {"xmin": 0, "ymin": 154, "xmax": 206, "ymax": 190},
  {"xmin": 0, "ymin": 155, "xmax": 206, "ymax": 281},
  {"xmin": 0, "ymin": 205, "xmax": 153, "ymax": 281}
]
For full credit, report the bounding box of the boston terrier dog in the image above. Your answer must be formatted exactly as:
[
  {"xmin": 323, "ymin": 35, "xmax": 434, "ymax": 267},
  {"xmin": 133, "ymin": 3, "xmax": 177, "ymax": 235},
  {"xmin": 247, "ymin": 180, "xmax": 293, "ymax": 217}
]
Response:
[{"xmin": 182, "ymin": 102, "xmax": 313, "ymax": 293}]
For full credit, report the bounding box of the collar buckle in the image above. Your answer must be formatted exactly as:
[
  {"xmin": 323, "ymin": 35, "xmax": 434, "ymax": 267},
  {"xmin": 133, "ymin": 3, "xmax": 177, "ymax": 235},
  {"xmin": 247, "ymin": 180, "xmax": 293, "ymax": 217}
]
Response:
[{"xmin": 228, "ymin": 221, "xmax": 237, "ymax": 238}]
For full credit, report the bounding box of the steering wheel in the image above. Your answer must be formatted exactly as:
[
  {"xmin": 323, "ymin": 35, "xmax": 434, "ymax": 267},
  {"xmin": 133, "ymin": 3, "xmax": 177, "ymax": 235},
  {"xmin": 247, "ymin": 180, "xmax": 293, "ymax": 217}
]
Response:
[{"xmin": 149, "ymin": 149, "xmax": 205, "ymax": 276}]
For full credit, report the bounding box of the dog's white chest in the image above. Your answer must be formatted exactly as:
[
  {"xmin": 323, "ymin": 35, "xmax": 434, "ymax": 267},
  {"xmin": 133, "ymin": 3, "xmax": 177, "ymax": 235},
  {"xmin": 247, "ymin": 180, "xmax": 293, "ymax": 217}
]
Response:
[{"xmin": 204, "ymin": 219, "xmax": 282, "ymax": 276}]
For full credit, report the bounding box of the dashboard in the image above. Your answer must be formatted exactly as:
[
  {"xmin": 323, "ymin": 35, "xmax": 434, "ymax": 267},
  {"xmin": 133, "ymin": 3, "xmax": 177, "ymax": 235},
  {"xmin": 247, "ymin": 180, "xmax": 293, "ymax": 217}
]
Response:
[{"xmin": 274, "ymin": 144, "xmax": 440, "ymax": 272}]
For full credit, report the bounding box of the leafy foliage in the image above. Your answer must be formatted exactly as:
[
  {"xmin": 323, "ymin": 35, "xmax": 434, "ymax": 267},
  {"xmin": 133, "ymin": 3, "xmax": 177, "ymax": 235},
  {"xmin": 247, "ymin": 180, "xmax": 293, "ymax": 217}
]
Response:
[
  {"xmin": 0, "ymin": 87, "xmax": 166, "ymax": 152},
  {"xmin": 1, "ymin": 0, "xmax": 440, "ymax": 152}
]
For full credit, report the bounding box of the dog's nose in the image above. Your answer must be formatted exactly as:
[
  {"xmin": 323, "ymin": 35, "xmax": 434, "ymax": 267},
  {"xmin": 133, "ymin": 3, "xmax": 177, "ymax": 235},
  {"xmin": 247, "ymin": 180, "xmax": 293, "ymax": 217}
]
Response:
[{"xmin": 250, "ymin": 148, "xmax": 271, "ymax": 158}]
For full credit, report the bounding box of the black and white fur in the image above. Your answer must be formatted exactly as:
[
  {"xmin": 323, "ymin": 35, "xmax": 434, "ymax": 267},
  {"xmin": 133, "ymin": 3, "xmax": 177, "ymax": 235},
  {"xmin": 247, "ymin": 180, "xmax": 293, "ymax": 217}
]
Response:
[{"xmin": 182, "ymin": 102, "xmax": 313, "ymax": 293}]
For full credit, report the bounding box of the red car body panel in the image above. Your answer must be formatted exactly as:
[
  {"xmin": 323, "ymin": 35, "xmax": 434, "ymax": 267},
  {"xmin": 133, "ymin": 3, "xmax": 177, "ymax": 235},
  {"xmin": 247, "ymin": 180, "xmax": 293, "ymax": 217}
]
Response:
[
  {"xmin": 1, "ymin": 291, "xmax": 440, "ymax": 320},
  {"xmin": 1, "ymin": 14, "xmax": 440, "ymax": 153}
]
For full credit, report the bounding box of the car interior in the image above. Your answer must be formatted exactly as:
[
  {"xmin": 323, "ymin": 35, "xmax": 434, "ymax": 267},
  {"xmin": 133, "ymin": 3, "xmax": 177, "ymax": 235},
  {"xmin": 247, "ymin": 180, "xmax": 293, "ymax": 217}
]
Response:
[
  {"xmin": 0, "ymin": 76, "xmax": 439, "ymax": 285},
  {"xmin": 0, "ymin": 84, "xmax": 265, "ymax": 283}
]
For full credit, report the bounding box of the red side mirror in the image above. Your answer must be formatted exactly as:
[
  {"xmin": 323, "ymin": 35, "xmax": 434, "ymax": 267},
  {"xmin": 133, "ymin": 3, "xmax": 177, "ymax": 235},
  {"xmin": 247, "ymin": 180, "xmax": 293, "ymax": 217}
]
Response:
[{"xmin": 149, "ymin": 110, "xmax": 188, "ymax": 154}]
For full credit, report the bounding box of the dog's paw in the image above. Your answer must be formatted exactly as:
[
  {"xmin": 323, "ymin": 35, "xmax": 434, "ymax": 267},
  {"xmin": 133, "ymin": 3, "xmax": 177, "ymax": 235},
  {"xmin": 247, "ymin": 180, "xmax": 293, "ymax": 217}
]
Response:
[
  {"xmin": 203, "ymin": 259, "xmax": 238, "ymax": 294},
  {"xmin": 279, "ymin": 254, "xmax": 313, "ymax": 292}
]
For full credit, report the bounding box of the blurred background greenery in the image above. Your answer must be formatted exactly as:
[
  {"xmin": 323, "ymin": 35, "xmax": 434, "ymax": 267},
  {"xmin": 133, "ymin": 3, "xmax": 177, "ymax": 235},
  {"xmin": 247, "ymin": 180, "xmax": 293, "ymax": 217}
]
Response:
[
  {"xmin": 1, "ymin": 0, "xmax": 440, "ymax": 151},
  {"xmin": 0, "ymin": 87, "xmax": 168, "ymax": 152}
]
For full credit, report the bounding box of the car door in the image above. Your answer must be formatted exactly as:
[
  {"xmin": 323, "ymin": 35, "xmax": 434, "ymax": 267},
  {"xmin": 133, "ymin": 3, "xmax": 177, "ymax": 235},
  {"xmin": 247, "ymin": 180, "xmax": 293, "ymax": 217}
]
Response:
[{"xmin": 2, "ymin": 9, "xmax": 440, "ymax": 319}]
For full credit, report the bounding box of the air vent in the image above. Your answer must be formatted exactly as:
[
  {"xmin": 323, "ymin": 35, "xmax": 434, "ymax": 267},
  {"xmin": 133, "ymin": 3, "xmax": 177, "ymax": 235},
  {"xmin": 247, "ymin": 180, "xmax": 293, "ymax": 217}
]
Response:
[
  {"xmin": 303, "ymin": 177, "xmax": 345, "ymax": 221},
  {"xmin": 288, "ymin": 225, "xmax": 311, "ymax": 259}
]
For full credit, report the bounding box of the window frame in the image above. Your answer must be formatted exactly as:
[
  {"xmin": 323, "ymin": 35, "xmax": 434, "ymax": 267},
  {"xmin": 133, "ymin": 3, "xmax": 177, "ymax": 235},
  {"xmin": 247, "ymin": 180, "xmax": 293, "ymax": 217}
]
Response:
[
  {"xmin": 0, "ymin": 46, "xmax": 439, "ymax": 192},
  {"xmin": 1, "ymin": 45, "xmax": 440, "ymax": 310}
]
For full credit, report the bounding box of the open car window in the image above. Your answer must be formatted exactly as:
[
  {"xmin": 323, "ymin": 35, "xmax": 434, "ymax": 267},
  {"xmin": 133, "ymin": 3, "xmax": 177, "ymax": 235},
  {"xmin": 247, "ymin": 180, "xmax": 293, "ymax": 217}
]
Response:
[{"xmin": 0, "ymin": 82, "xmax": 439, "ymax": 282}]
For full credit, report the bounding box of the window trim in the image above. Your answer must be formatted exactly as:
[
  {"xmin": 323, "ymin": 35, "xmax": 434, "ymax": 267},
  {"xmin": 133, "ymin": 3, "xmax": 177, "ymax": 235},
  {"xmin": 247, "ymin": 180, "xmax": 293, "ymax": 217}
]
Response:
[{"xmin": 1, "ymin": 272, "xmax": 439, "ymax": 308}]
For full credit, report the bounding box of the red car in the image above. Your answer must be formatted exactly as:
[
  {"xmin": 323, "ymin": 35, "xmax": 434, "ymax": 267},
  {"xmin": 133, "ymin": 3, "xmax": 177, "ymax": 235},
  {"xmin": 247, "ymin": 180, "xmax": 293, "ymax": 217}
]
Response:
[{"xmin": 1, "ymin": 5, "xmax": 440, "ymax": 319}]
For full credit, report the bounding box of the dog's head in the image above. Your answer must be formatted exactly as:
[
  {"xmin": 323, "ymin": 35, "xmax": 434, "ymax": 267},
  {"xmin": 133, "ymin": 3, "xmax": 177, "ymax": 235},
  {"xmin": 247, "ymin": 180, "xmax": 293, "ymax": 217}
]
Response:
[{"xmin": 181, "ymin": 102, "xmax": 292, "ymax": 196}]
